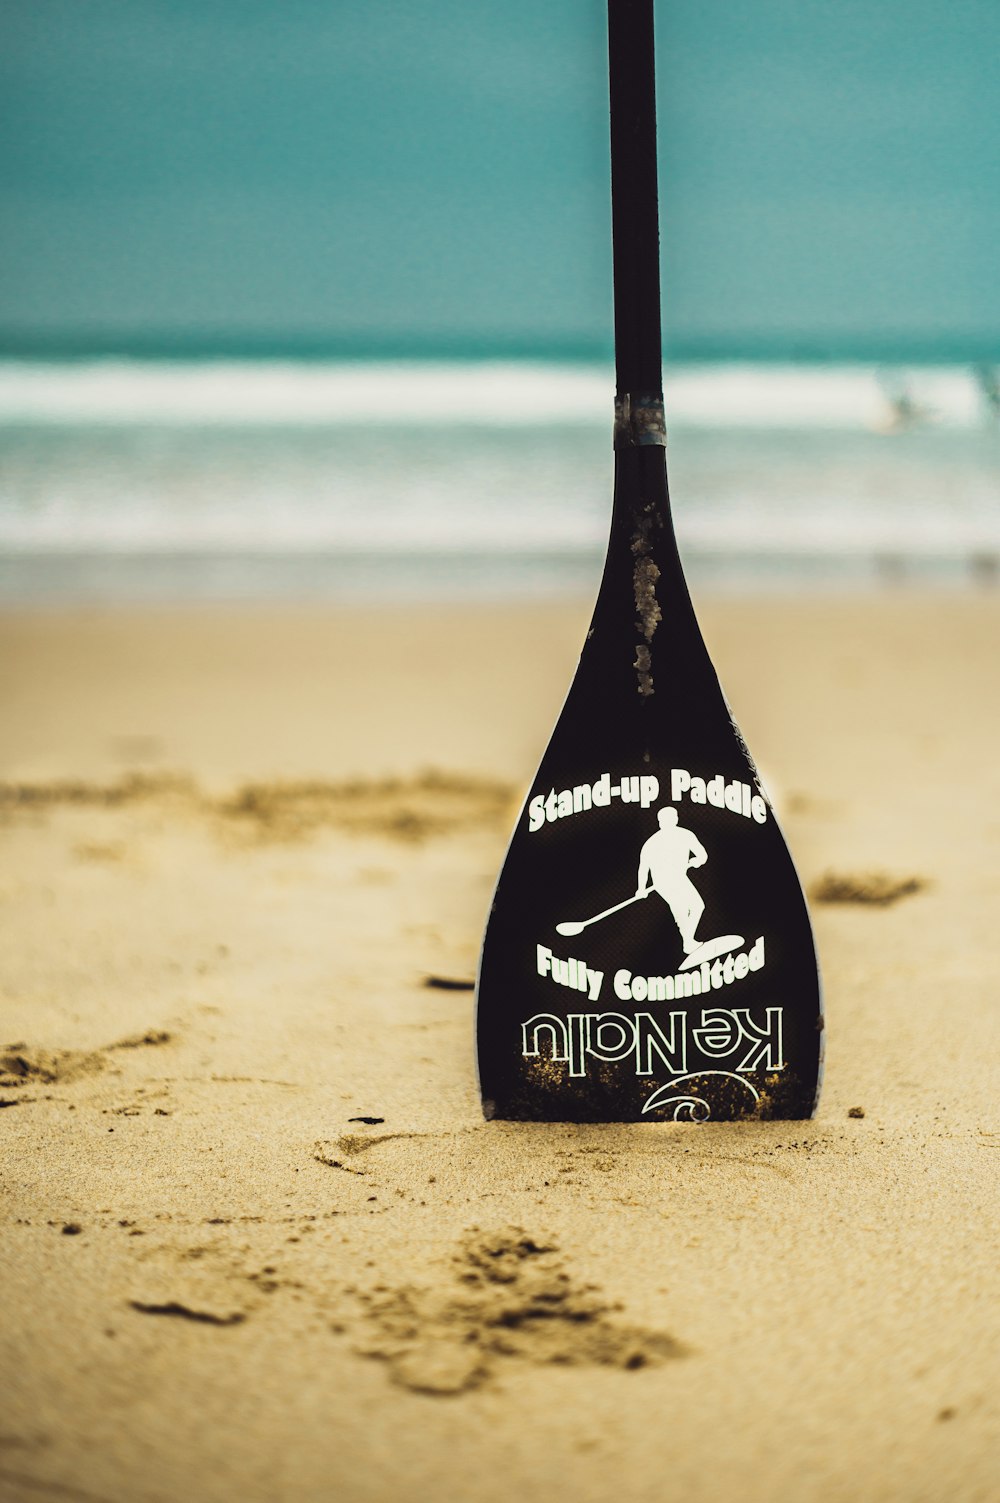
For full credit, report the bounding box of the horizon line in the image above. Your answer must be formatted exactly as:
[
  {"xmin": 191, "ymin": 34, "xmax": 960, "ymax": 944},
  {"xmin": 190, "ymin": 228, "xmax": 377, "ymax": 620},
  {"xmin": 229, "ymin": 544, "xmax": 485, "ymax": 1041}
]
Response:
[{"xmin": 1, "ymin": 330, "xmax": 998, "ymax": 367}]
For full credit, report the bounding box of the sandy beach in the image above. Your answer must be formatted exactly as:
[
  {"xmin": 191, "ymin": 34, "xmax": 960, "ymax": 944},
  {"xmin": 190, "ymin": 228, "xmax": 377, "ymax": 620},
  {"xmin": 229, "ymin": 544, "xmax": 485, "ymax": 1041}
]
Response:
[{"xmin": 1, "ymin": 594, "xmax": 997, "ymax": 1503}]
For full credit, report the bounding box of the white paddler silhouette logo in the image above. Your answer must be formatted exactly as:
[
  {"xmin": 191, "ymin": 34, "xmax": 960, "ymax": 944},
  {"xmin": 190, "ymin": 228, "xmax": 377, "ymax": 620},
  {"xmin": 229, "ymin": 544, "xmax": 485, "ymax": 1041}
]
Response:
[
  {"xmin": 636, "ymin": 806, "xmax": 706, "ymax": 954},
  {"xmin": 556, "ymin": 805, "xmax": 743, "ymax": 968}
]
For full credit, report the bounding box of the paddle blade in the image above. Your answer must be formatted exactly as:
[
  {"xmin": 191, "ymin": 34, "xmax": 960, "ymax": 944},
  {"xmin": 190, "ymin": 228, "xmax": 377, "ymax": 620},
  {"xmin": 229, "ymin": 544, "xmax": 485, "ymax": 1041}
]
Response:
[{"xmin": 475, "ymin": 447, "xmax": 823, "ymax": 1123}]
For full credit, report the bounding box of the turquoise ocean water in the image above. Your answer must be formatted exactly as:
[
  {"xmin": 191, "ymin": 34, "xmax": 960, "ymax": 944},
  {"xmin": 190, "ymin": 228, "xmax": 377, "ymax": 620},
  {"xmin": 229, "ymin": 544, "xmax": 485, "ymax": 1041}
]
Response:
[{"xmin": 1, "ymin": 359, "xmax": 998, "ymax": 605}]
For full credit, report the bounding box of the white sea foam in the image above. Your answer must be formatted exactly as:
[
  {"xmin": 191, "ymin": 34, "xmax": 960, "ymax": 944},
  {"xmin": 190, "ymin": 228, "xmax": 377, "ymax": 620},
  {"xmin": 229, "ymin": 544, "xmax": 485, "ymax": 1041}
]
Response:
[
  {"xmin": 1, "ymin": 360, "xmax": 997, "ymax": 600},
  {"xmin": 0, "ymin": 359, "xmax": 994, "ymax": 429}
]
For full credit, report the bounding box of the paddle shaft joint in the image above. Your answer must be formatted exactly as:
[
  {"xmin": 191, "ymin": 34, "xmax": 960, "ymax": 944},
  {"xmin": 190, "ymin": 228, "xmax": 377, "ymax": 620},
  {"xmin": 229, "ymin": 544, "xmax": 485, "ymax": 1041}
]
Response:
[{"xmin": 614, "ymin": 392, "xmax": 666, "ymax": 447}]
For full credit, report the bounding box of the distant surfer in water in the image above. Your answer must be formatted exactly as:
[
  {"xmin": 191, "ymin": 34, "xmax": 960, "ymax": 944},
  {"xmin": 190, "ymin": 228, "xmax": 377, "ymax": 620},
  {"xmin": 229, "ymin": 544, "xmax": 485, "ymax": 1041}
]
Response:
[{"xmin": 636, "ymin": 807, "xmax": 707, "ymax": 955}]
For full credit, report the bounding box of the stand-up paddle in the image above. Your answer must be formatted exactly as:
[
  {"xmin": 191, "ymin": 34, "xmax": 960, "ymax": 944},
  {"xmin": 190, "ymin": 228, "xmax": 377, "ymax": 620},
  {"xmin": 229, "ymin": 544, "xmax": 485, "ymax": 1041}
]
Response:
[{"xmin": 475, "ymin": 0, "xmax": 823, "ymax": 1122}]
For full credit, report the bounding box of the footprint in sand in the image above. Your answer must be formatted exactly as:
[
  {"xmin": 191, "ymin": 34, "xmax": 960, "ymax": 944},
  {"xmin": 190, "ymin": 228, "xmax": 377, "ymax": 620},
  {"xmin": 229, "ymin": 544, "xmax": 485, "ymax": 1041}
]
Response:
[{"xmin": 349, "ymin": 1226, "xmax": 685, "ymax": 1395}]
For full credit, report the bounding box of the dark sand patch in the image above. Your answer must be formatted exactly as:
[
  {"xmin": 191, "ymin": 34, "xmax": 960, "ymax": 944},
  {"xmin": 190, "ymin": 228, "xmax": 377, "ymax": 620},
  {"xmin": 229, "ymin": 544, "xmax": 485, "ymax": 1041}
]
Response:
[
  {"xmin": 313, "ymin": 1148, "xmax": 367, "ymax": 1176},
  {"xmin": 810, "ymin": 871, "xmax": 926, "ymax": 907},
  {"xmin": 109, "ymin": 1030, "xmax": 172, "ymax": 1051},
  {"xmin": 129, "ymin": 1300, "xmax": 246, "ymax": 1327},
  {"xmin": 215, "ymin": 770, "xmax": 511, "ymax": 843},
  {"xmin": 0, "ymin": 772, "xmax": 196, "ymax": 813},
  {"xmin": 0, "ymin": 1030, "xmax": 172, "ymax": 1089},
  {"xmin": 0, "ymin": 769, "xmax": 512, "ymax": 844},
  {"xmin": 423, "ymin": 975, "xmax": 475, "ymax": 991},
  {"xmin": 352, "ymin": 1226, "xmax": 685, "ymax": 1395},
  {"xmin": 0, "ymin": 1045, "xmax": 107, "ymax": 1087},
  {"xmin": 334, "ymin": 1131, "xmax": 423, "ymax": 1155}
]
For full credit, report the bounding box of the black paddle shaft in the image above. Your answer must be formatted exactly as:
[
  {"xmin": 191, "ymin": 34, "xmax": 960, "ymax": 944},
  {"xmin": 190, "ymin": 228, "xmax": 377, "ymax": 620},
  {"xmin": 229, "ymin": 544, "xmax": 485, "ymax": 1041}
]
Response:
[{"xmin": 609, "ymin": 0, "xmax": 663, "ymax": 401}]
